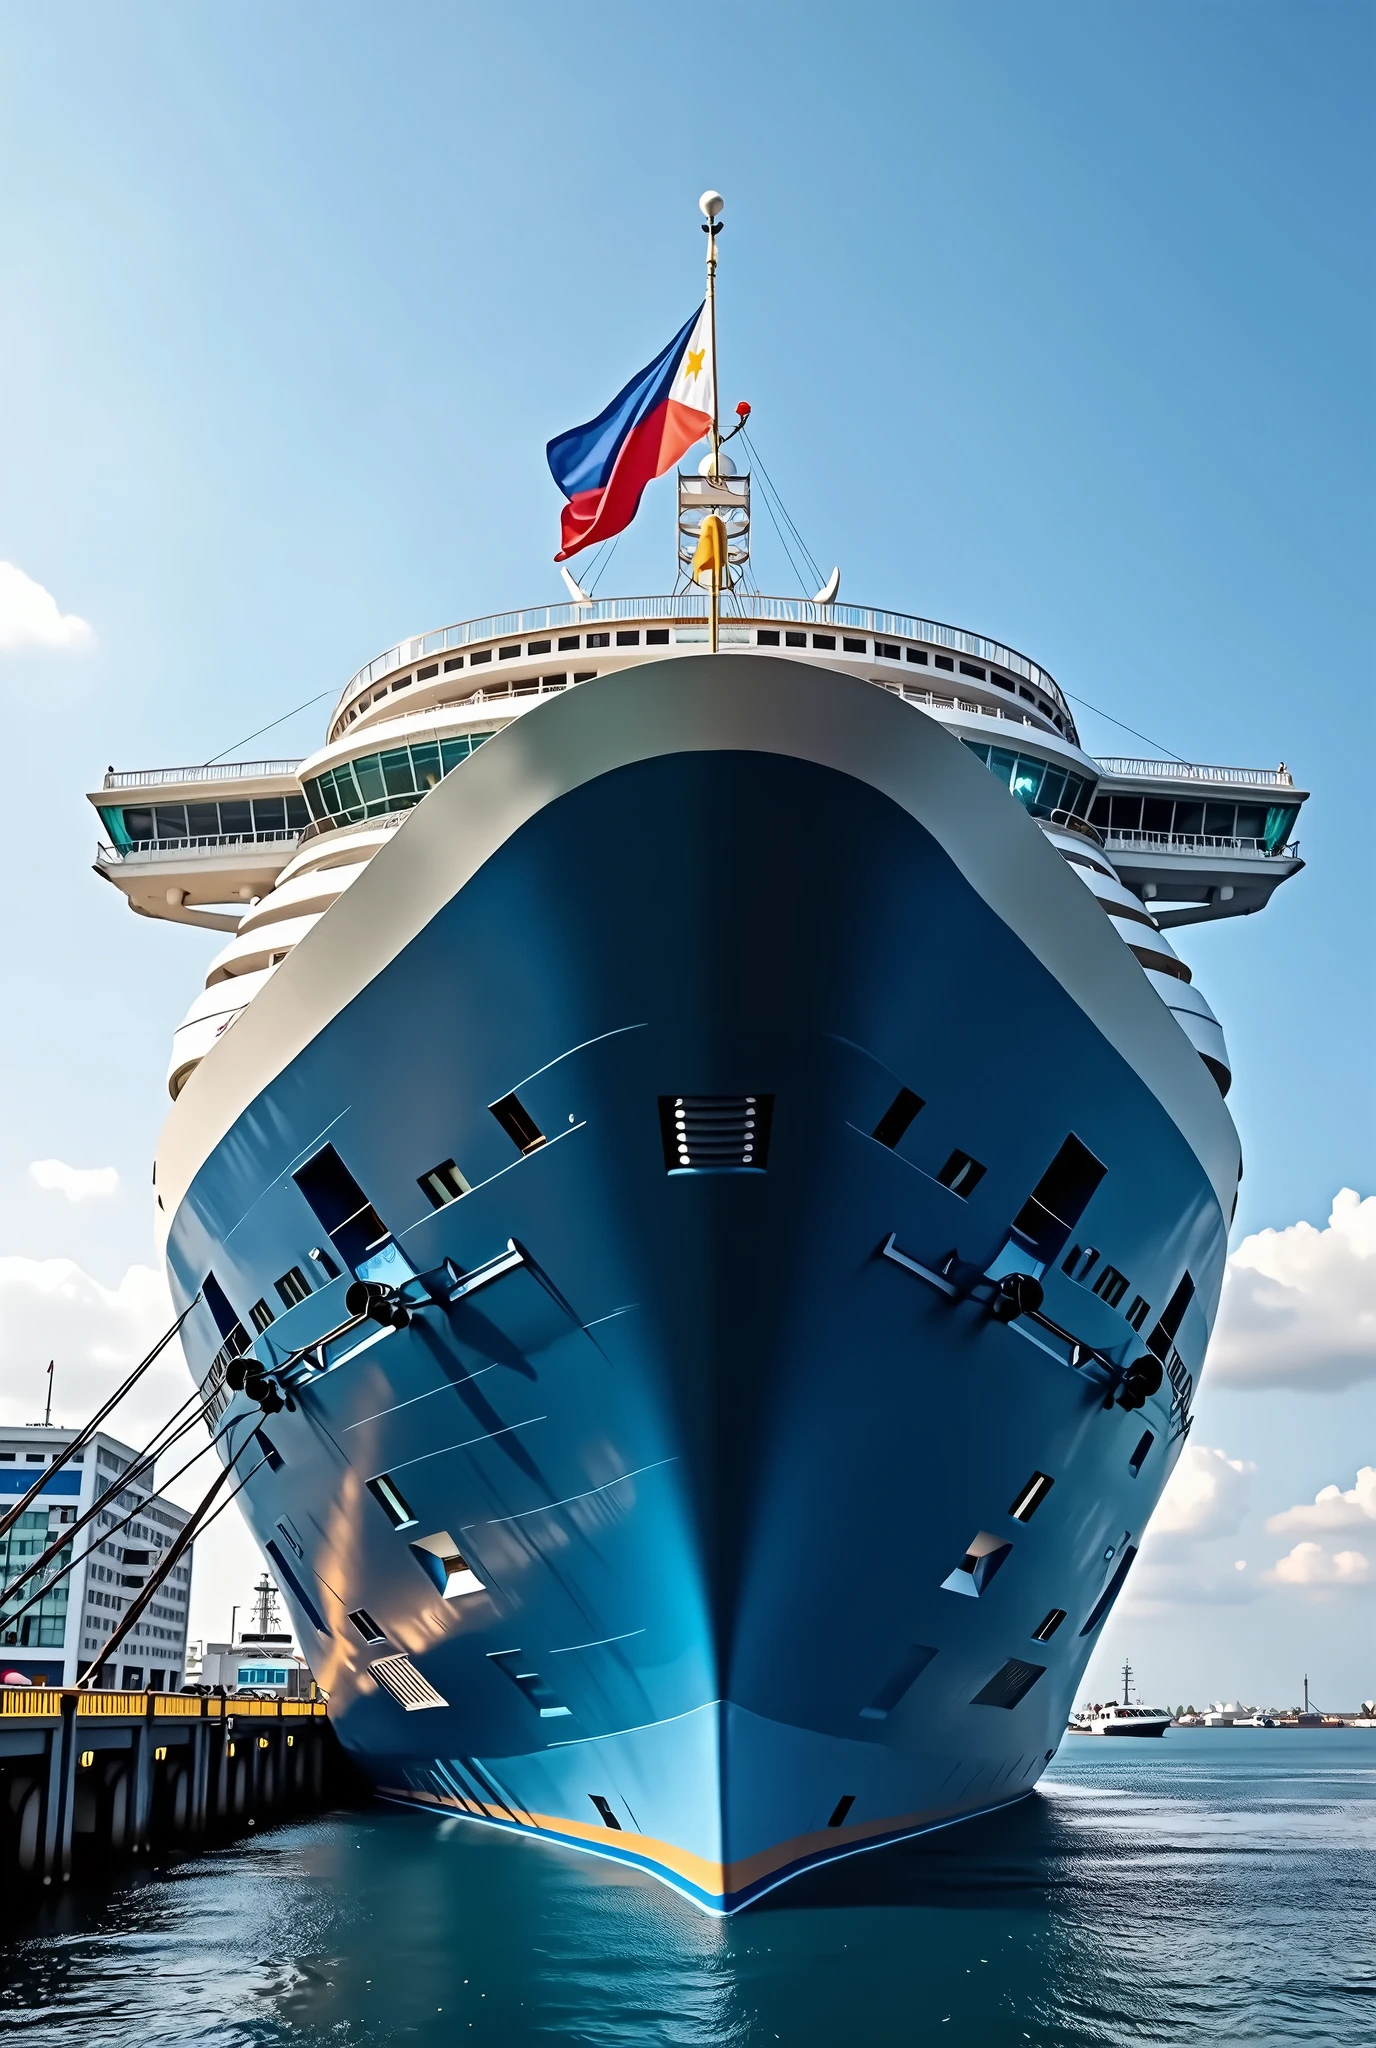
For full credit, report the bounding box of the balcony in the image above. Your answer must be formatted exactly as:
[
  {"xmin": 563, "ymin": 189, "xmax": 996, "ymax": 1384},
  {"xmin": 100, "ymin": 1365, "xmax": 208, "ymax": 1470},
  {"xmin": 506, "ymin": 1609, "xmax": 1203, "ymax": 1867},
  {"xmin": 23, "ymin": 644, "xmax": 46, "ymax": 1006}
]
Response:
[
  {"xmin": 101, "ymin": 759, "xmax": 302, "ymax": 791},
  {"xmin": 96, "ymin": 828, "xmax": 303, "ymax": 866}
]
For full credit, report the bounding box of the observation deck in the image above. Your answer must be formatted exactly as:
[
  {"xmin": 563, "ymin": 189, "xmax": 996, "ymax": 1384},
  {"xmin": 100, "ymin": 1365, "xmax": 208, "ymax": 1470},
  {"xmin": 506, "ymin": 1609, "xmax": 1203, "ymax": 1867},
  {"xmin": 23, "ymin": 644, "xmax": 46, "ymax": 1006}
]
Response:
[{"xmin": 87, "ymin": 598, "xmax": 1307, "ymax": 938}]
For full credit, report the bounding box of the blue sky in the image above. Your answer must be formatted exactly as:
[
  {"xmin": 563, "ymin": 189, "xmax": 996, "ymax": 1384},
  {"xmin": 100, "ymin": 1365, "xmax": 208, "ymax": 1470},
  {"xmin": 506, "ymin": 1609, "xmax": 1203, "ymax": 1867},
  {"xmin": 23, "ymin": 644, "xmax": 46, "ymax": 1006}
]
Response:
[{"xmin": 0, "ymin": 2, "xmax": 1370, "ymax": 1703}]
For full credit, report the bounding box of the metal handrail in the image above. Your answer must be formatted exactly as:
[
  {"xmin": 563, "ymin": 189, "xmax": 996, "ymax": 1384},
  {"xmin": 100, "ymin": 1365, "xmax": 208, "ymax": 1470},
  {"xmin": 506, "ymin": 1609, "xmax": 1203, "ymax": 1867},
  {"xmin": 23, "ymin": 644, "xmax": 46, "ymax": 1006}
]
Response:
[
  {"xmin": 102, "ymin": 759, "xmax": 303, "ymax": 790},
  {"xmin": 1096, "ymin": 757, "xmax": 1297, "ymax": 789},
  {"xmin": 1104, "ymin": 830, "xmax": 1300, "ymax": 859},
  {"xmin": 96, "ymin": 829, "xmax": 302, "ymax": 865},
  {"xmin": 333, "ymin": 594, "xmax": 1067, "ymax": 722}
]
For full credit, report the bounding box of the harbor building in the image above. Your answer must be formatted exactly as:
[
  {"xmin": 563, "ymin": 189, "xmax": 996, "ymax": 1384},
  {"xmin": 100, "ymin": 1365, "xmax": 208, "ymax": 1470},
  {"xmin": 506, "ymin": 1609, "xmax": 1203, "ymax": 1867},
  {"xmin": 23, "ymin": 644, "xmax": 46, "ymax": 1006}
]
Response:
[{"xmin": 0, "ymin": 1427, "xmax": 193, "ymax": 1690}]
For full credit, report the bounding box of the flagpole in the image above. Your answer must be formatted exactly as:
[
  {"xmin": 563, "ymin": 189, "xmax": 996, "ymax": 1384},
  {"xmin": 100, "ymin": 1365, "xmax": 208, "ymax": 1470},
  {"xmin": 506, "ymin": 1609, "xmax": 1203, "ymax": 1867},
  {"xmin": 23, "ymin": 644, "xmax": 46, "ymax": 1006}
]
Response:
[{"xmin": 700, "ymin": 190, "xmax": 724, "ymax": 653}]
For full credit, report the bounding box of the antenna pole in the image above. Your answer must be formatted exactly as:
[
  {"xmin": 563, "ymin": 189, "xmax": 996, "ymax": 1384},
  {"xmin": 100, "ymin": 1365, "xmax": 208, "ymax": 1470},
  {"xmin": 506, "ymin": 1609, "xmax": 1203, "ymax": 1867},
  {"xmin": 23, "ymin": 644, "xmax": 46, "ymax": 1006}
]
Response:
[
  {"xmin": 43, "ymin": 1360, "xmax": 53, "ymax": 1429},
  {"xmin": 700, "ymin": 190, "xmax": 724, "ymax": 652}
]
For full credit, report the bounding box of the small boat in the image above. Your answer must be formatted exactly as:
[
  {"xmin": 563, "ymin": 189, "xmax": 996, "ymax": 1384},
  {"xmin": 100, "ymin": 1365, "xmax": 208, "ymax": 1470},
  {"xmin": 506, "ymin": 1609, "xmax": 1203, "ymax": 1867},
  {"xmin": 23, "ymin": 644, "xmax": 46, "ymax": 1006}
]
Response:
[{"xmin": 1068, "ymin": 1701, "xmax": 1172, "ymax": 1737}]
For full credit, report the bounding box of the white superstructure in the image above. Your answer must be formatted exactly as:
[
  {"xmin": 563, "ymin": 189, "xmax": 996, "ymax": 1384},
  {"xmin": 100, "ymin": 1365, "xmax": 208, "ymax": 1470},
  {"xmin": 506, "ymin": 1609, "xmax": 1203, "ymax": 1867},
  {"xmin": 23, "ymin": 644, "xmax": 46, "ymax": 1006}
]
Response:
[{"xmin": 87, "ymin": 596, "xmax": 1307, "ymax": 1119}]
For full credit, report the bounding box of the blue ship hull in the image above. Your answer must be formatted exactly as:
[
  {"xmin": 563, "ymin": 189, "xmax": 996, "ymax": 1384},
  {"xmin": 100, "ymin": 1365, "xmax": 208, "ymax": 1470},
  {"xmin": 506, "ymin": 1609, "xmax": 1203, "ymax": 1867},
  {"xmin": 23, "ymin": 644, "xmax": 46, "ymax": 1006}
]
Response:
[{"xmin": 159, "ymin": 659, "xmax": 1231, "ymax": 1910}]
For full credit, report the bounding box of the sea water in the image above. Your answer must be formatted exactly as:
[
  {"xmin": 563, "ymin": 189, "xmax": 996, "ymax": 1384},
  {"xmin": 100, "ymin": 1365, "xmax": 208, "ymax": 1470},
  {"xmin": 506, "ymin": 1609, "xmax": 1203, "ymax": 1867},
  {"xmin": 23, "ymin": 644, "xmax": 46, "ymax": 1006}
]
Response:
[{"xmin": 2, "ymin": 1730, "xmax": 1372, "ymax": 2046}]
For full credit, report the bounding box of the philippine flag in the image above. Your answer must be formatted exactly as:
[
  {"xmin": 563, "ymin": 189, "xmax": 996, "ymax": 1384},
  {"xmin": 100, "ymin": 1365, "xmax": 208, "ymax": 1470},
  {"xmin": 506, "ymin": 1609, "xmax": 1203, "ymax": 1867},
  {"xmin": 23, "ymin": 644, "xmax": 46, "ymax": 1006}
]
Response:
[{"xmin": 547, "ymin": 304, "xmax": 713, "ymax": 561}]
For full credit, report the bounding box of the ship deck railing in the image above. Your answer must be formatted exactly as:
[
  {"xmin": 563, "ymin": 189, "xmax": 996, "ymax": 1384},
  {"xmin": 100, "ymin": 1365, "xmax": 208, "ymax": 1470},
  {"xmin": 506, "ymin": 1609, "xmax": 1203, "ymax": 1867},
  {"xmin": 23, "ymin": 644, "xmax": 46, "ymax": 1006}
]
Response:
[
  {"xmin": 1103, "ymin": 829, "xmax": 1300, "ymax": 861},
  {"xmin": 96, "ymin": 828, "xmax": 305, "ymax": 864}
]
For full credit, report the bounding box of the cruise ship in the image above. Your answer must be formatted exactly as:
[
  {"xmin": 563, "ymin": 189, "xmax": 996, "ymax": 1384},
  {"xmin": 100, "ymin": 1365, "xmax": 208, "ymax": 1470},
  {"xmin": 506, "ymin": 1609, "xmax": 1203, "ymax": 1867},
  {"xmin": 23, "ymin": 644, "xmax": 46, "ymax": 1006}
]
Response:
[{"xmin": 88, "ymin": 463, "xmax": 1305, "ymax": 1910}]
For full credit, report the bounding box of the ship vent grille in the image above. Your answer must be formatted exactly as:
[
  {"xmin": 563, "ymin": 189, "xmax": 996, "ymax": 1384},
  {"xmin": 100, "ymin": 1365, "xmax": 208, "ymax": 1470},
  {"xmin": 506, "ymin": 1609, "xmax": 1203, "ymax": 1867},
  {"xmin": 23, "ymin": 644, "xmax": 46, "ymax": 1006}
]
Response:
[
  {"xmin": 369, "ymin": 1652, "xmax": 447, "ymax": 1712},
  {"xmin": 659, "ymin": 1095, "xmax": 773, "ymax": 1173}
]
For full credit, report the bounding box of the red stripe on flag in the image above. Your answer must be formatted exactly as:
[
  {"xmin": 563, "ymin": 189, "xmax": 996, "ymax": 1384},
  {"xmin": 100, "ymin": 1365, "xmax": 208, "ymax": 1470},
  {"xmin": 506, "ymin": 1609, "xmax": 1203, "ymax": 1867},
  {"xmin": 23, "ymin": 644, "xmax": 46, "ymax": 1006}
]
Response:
[{"xmin": 555, "ymin": 398, "xmax": 711, "ymax": 561}]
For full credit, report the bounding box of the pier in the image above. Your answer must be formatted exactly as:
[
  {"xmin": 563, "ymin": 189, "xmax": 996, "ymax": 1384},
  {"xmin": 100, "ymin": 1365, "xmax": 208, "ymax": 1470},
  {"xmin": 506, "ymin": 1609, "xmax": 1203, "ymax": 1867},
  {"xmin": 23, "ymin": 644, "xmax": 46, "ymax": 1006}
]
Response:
[{"xmin": 0, "ymin": 1686, "xmax": 335, "ymax": 1884}]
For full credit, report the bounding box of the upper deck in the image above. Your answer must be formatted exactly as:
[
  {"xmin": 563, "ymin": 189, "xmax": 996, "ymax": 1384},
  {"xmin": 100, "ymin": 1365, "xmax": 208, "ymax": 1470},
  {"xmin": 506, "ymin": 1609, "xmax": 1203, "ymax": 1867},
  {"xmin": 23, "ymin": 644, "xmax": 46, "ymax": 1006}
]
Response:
[{"xmin": 87, "ymin": 596, "xmax": 1307, "ymax": 933}]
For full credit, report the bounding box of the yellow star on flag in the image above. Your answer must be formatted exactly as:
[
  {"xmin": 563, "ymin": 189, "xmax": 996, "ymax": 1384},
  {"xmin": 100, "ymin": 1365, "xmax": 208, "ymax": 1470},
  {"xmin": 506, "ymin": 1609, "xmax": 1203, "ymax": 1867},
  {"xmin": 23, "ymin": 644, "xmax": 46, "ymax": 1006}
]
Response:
[{"xmin": 684, "ymin": 347, "xmax": 706, "ymax": 379}]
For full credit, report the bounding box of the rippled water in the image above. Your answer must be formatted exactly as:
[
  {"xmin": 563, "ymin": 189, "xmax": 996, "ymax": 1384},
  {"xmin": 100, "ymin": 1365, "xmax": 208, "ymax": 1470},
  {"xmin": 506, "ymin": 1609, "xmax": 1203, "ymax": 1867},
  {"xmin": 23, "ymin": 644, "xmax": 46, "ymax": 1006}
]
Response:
[{"xmin": 2, "ymin": 1731, "xmax": 1373, "ymax": 2046}]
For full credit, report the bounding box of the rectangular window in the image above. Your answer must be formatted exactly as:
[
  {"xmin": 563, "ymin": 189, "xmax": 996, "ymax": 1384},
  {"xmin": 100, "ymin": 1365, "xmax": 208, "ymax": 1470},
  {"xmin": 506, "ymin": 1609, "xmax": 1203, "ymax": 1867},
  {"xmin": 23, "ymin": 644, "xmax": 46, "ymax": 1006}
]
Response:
[
  {"xmin": 489, "ymin": 1093, "xmax": 546, "ymax": 1155},
  {"xmin": 293, "ymin": 1145, "xmax": 391, "ymax": 1271},
  {"xmin": 589, "ymin": 1794, "xmax": 622, "ymax": 1830},
  {"xmin": 875, "ymin": 642, "xmax": 900, "ymax": 660},
  {"xmin": 1008, "ymin": 1472, "xmax": 1054, "ymax": 1522},
  {"xmin": 812, "ymin": 634, "xmax": 836, "ymax": 650},
  {"xmin": 349, "ymin": 1608, "xmax": 387, "ymax": 1645},
  {"xmin": 1129, "ymin": 1432, "xmax": 1154, "ymax": 1476},
  {"xmin": 959, "ymin": 661, "xmax": 987, "ymax": 679},
  {"xmin": 443, "ymin": 656, "xmax": 464, "ymax": 672},
  {"xmin": 989, "ymin": 670, "xmax": 1013, "ymax": 690},
  {"xmin": 935, "ymin": 654, "xmax": 954, "ymax": 672},
  {"xmin": 1012, "ymin": 1135, "xmax": 1106, "ymax": 1264},
  {"xmin": 906, "ymin": 648, "xmax": 929, "ymax": 664},
  {"xmin": 756, "ymin": 629, "xmax": 780, "ymax": 646},
  {"xmin": 1148, "ymin": 1273, "xmax": 1195, "ymax": 1362},
  {"xmin": 366, "ymin": 1473, "xmax": 417, "ymax": 1529},
  {"xmin": 248, "ymin": 1299, "xmax": 275, "ymax": 1334},
  {"xmin": 252, "ymin": 796, "xmax": 286, "ymax": 834},
  {"xmin": 1092, "ymin": 1265, "xmax": 1130, "ymax": 1308},
  {"xmin": 586, "ymin": 632, "xmax": 610, "ymax": 648},
  {"xmin": 971, "ymin": 1658, "xmax": 1046, "ymax": 1709},
  {"xmin": 1126, "ymin": 1295, "xmax": 1151, "ymax": 1332},
  {"xmin": 380, "ymin": 748, "xmax": 416, "ymax": 799},
  {"xmin": 410, "ymin": 1532, "xmax": 485, "ymax": 1598},
  {"xmin": 469, "ymin": 648, "xmax": 491, "ymax": 665},
  {"xmin": 941, "ymin": 1531, "xmax": 1012, "ymax": 1597},
  {"xmin": 646, "ymin": 628, "xmax": 669, "ymax": 645},
  {"xmin": 498, "ymin": 644, "xmax": 521, "ymax": 661},
  {"xmin": 936, "ymin": 1150, "xmax": 986, "ymax": 1198},
  {"xmin": 574, "ymin": 670, "xmax": 597, "ymax": 682},
  {"xmin": 202, "ymin": 1271, "xmax": 242, "ymax": 1343},
  {"xmin": 558, "ymin": 635, "xmax": 580, "ymax": 651},
  {"xmin": 417, "ymin": 663, "xmax": 438, "ymax": 681},
  {"xmin": 785, "ymin": 630, "xmax": 806, "ymax": 647},
  {"xmin": 418, "ymin": 1159, "xmax": 471, "ymax": 1209},
  {"xmin": 275, "ymin": 1266, "xmax": 311, "ymax": 1307},
  {"xmin": 872, "ymin": 1087, "xmax": 924, "ymax": 1150},
  {"xmin": 1031, "ymin": 1610, "xmax": 1066, "ymax": 1643},
  {"xmin": 615, "ymin": 629, "xmax": 640, "ymax": 646},
  {"xmin": 842, "ymin": 637, "xmax": 867, "ymax": 653},
  {"xmin": 1062, "ymin": 1244, "xmax": 1099, "ymax": 1282},
  {"xmin": 526, "ymin": 640, "xmax": 551, "ymax": 656}
]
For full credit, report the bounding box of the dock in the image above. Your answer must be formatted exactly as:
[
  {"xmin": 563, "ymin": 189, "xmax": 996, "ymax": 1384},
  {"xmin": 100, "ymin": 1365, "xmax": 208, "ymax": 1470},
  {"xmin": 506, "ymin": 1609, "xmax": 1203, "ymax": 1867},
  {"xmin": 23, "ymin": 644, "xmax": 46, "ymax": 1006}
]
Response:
[{"xmin": 0, "ymin": 1687, "xmax": 335, "ymax": 1884}]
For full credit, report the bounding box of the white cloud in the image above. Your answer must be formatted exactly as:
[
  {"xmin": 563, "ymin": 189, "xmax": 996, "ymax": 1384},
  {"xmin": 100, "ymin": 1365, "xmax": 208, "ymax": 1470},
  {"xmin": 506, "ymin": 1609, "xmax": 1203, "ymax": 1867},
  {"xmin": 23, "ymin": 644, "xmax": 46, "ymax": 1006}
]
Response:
[
  {"xmin": 1151, "ymin": 1442, "xmax": 1253, "ymax": 1541},
  {"xmin": 29, "ymin": 1159, "xmax": 119, "ymax": 1203},
  {"xmin": 1122, "ymin": 1443, "xmax": 1260, "ymax": 1612},
  {"xmin": 0, "ymin": 1252, "xmax": 264, "ymax": 1647},
  {"xmin": 1208, "ymin": 1189, "xmax": 1376, "ymax": 1392},
  {"xmin": 1264, "ymin": 1542, "xmax": 1373, "ymax": 1589},
  {"xmin": 0, "ymin": 561, "xmax": 93, "ymax": 652},
  {"xmin": 1267, "ymin": 1466, "xmax": 1376, "ymax": 1537}
]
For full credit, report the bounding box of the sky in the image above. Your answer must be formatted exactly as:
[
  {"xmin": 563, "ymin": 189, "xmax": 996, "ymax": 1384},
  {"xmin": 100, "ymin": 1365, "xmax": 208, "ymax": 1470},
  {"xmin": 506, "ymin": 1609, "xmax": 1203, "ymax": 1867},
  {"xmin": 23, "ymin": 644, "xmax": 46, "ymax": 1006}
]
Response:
[{"xmin": 0, "ymin": 1, "xmax": 1370, "ymax": 1706}]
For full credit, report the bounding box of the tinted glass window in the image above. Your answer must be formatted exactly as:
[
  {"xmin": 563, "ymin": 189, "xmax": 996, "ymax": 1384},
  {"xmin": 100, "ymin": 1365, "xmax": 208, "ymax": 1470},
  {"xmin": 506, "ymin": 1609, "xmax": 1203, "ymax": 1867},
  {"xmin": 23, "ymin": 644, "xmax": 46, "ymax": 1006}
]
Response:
[
  {"xmin": 219, "ymin": 801, "xmax": 252, "ymax": 835},
  {"xmin": 1234, "ymin": 803, "xmax": 1267, "ymax": 839},
  {"xmin": 1174, "ymin": 800, "xmax": 1203, "ymax": 835},
  {"xmin": 285, "ymin": 796, "xmax": 309, "ymax": 830},
  {"xmin": 1204, "ymin": 802, "xmax": 1236, "ymax": 836},
  {"xmin": 411, "ymin": 742, "xmax": 442, "ymax": 790},
  {"xmin": 1109, "ymin": 796, "xmax": 1142, "ymax": 830},
  {"xmin": 352, "ymin": 754, "xmax": 384, "ymax": 805},
  {"xmin": 440, "ymin": 737, "xmax": 471, "ymax": 773},
  {"xmin": 154, "ymin": 805, "xmax": 188, "ymax": 839},
  {"xmin": 381, "ymin": 749, "xmax": 414, "ymax": 798},
  {"xmin": 186, "ymin": 802, "xmax": 220, "ymax": 836},
  {"xmin": 1142, "ymin": 798, "xmax": 1173, "ymax": 832},
  {"xmin": 124, "ymin": 807, "xmax": 155, "ymax": 841},
  {"xmin": 253, "ymin": 796, "xmax": 286, "ymax": 832}
]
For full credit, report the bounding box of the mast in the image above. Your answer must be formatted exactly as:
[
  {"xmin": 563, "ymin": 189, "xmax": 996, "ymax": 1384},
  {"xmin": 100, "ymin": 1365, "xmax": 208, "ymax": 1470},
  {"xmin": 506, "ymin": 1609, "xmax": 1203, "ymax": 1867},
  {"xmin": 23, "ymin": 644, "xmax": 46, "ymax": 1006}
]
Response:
[
  {"xmin": 1122, "ymin": 1657, "xmax": 1134, "ymax": 1705},
  {"xmin": 700, "ymin": 189, "xmax": 724, "ymax": 651}
]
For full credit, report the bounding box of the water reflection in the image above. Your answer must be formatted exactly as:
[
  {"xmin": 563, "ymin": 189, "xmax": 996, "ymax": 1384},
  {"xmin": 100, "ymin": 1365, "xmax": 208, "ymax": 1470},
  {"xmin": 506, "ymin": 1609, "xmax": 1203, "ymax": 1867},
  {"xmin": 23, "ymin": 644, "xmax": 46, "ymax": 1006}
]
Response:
[{"xmin": 1, "ymin": 1733, "xmax": 1373, "ymax": 2046}]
